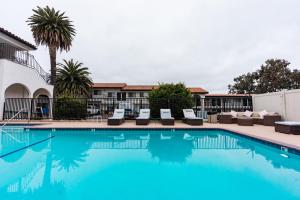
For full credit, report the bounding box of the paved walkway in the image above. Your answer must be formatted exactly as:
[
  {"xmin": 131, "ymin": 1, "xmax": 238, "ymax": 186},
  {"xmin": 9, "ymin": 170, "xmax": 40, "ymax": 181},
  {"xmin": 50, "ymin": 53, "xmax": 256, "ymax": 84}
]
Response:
[{"xmin": 4, "ymin": 120, "xmax": 300, "ymax": 151}]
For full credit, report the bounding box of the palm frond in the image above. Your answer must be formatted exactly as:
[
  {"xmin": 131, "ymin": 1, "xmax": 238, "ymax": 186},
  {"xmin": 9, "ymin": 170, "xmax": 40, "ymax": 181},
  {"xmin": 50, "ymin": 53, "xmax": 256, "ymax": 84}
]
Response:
[{"xmin": 56, "ymin": 59, "xmax": 93, "ymax": 97}]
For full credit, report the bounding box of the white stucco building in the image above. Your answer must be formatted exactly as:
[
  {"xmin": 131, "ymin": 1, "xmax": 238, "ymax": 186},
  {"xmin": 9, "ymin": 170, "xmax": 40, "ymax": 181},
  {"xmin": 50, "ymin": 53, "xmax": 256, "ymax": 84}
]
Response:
[{"xmin": 0, "ymin": 27, "xmax": 53, "ymax": 120}]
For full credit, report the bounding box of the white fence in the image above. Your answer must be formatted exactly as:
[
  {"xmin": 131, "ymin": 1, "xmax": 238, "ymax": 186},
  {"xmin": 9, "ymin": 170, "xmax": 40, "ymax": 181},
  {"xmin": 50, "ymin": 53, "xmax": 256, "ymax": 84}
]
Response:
[{"xmin": 252, "ymin": 89, "xmax": 300, "ymax": 121}]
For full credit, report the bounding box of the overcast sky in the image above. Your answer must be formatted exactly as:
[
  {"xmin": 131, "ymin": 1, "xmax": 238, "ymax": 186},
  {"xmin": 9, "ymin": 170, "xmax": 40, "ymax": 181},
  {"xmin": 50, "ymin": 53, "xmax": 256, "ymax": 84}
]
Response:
[{"xmin": 1, "ymin": 0, "xmax": 300, "ymax": 92}]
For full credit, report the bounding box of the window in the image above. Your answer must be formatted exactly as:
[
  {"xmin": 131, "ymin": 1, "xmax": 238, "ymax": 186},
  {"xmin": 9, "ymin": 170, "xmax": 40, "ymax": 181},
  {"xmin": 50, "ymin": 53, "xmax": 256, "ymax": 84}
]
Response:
[
  {"xmin": 117, "ymin": 92, "xmax": 126, "ymax": 101},
  {"xmin": 107, "ymin": 92, "xmax": 113, "ymax": 98},
  {"xmin": 140, "ymin": 92, "xmax": 145, "ymax": 97},
  {"xmin": 93, "ymin": 90, "xmax": 101, "ymax": 95},
  {"xmin": 128, "ymin": 92, "xmax": 136, "ymax": 98},
  {"xmin": 117, "ymin": 92, "xmax": 121, "ymax": 100},
  {"xmin": 122, "ymin": 92, "xmax": 126, "ymax": 101}
]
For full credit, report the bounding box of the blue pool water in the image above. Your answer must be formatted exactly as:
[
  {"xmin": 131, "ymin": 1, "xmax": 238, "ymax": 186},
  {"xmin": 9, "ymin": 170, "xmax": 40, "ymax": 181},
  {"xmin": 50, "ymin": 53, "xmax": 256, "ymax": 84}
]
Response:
[{"xmin": 1, "ymin": 128, "xmax": 300, "ymax": 200}]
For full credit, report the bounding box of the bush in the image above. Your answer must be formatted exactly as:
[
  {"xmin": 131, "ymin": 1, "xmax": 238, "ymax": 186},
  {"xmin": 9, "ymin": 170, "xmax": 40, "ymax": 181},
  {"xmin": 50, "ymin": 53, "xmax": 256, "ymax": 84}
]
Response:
[
  {"xmin": 149, "ymin": 83, "xmax": 194, "ymax": 119},
  {"xmin": 54, "ymin": 97, "xmax": 87, "ymax": 120}
]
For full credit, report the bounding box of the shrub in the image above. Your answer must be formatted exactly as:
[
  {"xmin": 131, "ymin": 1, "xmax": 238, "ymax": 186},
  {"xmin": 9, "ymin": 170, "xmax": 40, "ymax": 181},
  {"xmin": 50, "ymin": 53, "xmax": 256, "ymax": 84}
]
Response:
[
  {"xmin": 149, "ymin": 83, "xmax": 194, "ymax": 119},
  {"xmin": 54, "ymin": 97, "xmax": 87, "ymax": 120}
]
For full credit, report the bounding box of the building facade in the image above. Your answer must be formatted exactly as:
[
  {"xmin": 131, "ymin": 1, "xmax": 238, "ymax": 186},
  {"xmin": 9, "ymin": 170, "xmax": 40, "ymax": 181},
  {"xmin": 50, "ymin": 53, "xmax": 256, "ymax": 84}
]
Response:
[
  {"xmin": 0, "ymin": 27, "xmax": 53, "ymax": 120},
  {"xmin": 90, "ymin": 83, "xmax": 252, "ymax": 116},
  {"xmin": 91, "ymin": 83, "xmax": 208, "ymax": 99}
]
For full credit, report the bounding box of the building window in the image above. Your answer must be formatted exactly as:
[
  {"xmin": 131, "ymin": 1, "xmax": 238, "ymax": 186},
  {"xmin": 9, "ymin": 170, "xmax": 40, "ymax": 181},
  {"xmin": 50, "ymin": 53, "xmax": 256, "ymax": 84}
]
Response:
[
  {"xmin": 93, "ymin": 90, "xmax": 101, "ymax": 95},
  {"xmin": 140, "ymin": 92, "xmax": 144, "ymax": 97},
  {"xmin": 128, "ymin": 92, "xmax": 136, "ymax": 98},
  {"xmin": 117, "ymin": 92, "xmax": 126, "ymax": 101},
  {"xmin": 117, "ymin": 92, "xmax": 121, "ymax": 100},
  {"xmin": 107, "ymin": 92, "xmax": 113, "ymax": 98}
]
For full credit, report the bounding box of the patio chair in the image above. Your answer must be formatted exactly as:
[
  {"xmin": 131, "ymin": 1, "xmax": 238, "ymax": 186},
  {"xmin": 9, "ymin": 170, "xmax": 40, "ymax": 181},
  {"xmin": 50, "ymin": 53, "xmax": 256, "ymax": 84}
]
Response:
[
  {"xmin": 136, "ymin": 109, "xmax": 150, "ymax": 125},
  {"xmin": 107, "ymin": 109, "xmax": 125, "ymax": 125},
  {"xmin": 160, "ymin": 109, "xmax": 175, "ymax": 125},
  {"xmin": 182, "ymin": 109, "xmax": 203, "ymax": 126}
]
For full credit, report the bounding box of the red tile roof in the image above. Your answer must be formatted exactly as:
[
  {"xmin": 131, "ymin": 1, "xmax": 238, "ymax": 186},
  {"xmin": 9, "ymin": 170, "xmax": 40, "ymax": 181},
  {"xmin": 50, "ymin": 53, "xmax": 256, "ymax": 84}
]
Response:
[
  {"xmin": 188, "ymin": 87, "xmax": 208, "ymax": 94},
  {"xmin": 0, "ymin": 27, "xmax": 37, "ymax": 50},
  {"xmin": 92, "ymin": 83, "xmax": 127, "ymax": 88},
  {"xmin": 92, "ymin": 83, "xmax": 208, "ymax": 94},
  {"xmin": 122, "ymin": 85, "xmax": 159, "ymax": 91},
  {"xmin": 205, "ymin": 94, "xmax": 251, "ymax": 97}
]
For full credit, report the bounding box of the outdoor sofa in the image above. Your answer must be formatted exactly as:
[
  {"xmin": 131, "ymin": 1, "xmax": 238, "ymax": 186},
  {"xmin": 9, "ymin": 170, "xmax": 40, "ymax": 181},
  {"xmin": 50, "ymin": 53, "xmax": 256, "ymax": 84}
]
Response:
[
  {"xmin": 160, "ymin": 109, "xmax": 175, "ymax": 125},
  {"xmin": 218, "ymin": 110, "xmax": 281, "ymax": 126},
  {"xmin": 275, "ymin": 121, "xmax": 300, "ymax": 135},
  {"xmin": 136, "ymin": 109, "xmax": 150, "ymax": 125},
  {"xmin": 107, "ymin": 109, "xmax": 125, "ymax": 125},
  {"xmin": 182, "ymin": 109, "xmax": 203, "ymax": 126}
]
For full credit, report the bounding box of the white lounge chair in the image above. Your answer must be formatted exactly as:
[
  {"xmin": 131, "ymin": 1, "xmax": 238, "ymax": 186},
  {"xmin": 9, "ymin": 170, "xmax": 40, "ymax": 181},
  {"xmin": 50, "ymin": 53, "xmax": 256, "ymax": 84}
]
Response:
[
  {"xmin": 160, "ymin": 109, "xmax": 174, "ymax": 125},
  {"xmin": 107, "ymin": 109, "xmax": 125, "ymax": 125},
  {"xmin": 136, "ymin": 109, "xmax": 150, "ymax": 125},
  {"xmin": 182, "ymin": 109, "xmax": 203, "ymax": 126}
]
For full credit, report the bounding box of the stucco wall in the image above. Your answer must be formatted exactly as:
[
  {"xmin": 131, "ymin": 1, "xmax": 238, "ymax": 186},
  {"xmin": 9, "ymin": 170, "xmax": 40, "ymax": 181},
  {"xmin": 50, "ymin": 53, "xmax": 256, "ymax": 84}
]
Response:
[
  {"xmin": 0, "ymin": 59, "xmax": 53, "ymax": 120},
  {"xmin": 252, "ymin": 89, "xmax": 300, "ymax": 121}
]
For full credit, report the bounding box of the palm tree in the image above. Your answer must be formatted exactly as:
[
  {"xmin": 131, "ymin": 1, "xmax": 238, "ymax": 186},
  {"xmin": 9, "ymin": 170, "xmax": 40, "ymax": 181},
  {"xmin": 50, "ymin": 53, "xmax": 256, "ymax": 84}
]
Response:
[
  {"xmin": 56, "ymin": 59, "xmax": 93, "ymax": 97},
  {"xmin": 27, "ymin": 6, "xmax": 76, "ymax": 96}
]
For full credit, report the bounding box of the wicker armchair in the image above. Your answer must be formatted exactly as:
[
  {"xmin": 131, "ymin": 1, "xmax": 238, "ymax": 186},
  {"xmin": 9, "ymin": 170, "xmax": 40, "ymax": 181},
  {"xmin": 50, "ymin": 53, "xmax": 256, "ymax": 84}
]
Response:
[
  {"xmin": 263, "ymin": 115, "xmax": 281, "ymax": 126},
  {"xmin": 218, "ymin": 114, "xmax": 233, "ymax": 124}
]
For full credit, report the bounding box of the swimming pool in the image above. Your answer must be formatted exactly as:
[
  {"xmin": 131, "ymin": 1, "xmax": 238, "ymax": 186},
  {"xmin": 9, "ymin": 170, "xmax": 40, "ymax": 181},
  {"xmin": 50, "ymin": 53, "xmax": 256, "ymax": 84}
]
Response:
[{"xmin": 1, "ymin": 128, "xmax": 300, "ymax": 200}]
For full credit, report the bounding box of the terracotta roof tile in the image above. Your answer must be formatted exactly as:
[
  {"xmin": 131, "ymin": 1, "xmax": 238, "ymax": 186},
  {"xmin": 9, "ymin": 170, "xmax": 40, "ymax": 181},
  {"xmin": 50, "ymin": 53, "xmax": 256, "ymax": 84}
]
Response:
[
  {"xmin": 92, "ymin": 83, "xmax": 209, "ymax": 94},
  {"xmin": 188, "ymin": 87, "xmax": 208, "ymax": 94},
  {"xmin": 92, "ymin": 83, "xmax": 127, "ymax": 88},
  {"xmin": 205, "ymin": 94, "xmax": 251, "ymax": 97},
  {"xmin": 0, "ymin": 27, "xmax": 37, "ymax": 50},
  {"xmin": 122, "ymin": 85, "xmax": 159, "ymax": 91}
]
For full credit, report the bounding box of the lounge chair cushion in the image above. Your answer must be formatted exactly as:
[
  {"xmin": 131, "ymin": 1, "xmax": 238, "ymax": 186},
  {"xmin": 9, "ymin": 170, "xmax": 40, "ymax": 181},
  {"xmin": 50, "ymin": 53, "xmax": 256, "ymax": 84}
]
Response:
[
  {"xmin": 160, "ymin": 109, "xmax": 173, "ymax": 119},
  {"xmin": 243, "ymin": 110, "xmax": 253, "ymax": 118},
  {"xmin": 275, "ymin": 121, "xmax": 300, "ymax": 126},
  {"xmin": 259, "ymin": 110, "xmax": 268, "ymax": 118},
  {"xmin": 137, "ymin": 109, "xmax": 150, "ymax": 119},
  {"xmin": 111, "ymin": 109, "xmax": 125, "ymax": 119},
  {"xmin": 230, "ymin": 110, "xmax": 238, "ymax": 118},
  {"xmin": 183, "ymin": 109, "xmax": 197, "ymax": 118}
]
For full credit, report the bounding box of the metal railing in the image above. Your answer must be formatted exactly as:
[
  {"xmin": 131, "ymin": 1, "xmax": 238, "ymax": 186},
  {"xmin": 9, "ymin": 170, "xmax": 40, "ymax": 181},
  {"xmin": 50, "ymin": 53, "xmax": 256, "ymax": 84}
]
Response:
[
  {"xmin": 2, "ymin": 97, "xmax": 253, "ymax": 120},
  {"xmin": 0, "ymin": 43, "xmax": 50, "ymax": 83}
]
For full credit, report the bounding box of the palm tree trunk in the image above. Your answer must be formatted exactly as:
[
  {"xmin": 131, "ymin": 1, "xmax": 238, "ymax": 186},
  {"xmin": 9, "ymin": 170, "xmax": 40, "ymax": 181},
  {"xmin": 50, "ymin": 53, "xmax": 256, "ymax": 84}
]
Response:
[
  {"xmin": 49, "ymin": 45, "xmax": 57, "ymax": 94},
  {"xmin": 49, "ymin": 45, "xmax": 57, "ymax": 119}
]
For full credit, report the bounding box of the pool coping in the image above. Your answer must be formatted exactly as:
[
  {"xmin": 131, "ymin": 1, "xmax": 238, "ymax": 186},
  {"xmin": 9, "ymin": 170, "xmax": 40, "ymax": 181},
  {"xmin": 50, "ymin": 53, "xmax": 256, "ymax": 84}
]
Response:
[{"xmin": 23, "ymin": 126, "xmax": 300, "ymax": 155}]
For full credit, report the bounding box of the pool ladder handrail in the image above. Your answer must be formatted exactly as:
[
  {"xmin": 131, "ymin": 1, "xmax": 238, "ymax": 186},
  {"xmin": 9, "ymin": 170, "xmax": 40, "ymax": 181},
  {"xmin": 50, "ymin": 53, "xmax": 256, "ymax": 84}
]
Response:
[
  {"xmin": 0, "ymin": 108, "xmax": 25, "ymax": 128},
  {"xmin": 0, "ymin": 108, "xmax": 25, "ymax": 143}
]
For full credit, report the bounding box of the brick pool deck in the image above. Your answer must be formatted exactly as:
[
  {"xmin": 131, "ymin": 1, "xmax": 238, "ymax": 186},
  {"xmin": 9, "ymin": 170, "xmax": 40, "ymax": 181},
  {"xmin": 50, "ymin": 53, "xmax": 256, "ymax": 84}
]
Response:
[{"xmin": 3, "ymin": 120, "xmax": 300, "ymax": 151}]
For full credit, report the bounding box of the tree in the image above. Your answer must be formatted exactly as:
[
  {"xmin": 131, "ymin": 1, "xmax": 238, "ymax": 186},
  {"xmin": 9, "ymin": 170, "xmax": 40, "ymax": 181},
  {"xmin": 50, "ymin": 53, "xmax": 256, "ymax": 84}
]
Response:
[
  {"xmin": 256, "ymin": 59, "xmax": 292, "ymax": 93},
  {"xmin": 56, "ymin": 59, "xmax": 93, "ymax": 97},
  {"xmin": 229, "ymin": 59, "xmax": 300, "ymax": 94},
  {"xmin": 149, "ymin": 83, "xmax": 194, "ymax": 119},
  {"xmin": 228, "ymin": 72, "xmax": 257, "ymax": 94},
  {"xmin": 291, "ymin": 69, "xmax": 300, "ymax": 89},
  {"xmin": 27, "ymin": 6, "xmax": 76, "ymax": 96}
]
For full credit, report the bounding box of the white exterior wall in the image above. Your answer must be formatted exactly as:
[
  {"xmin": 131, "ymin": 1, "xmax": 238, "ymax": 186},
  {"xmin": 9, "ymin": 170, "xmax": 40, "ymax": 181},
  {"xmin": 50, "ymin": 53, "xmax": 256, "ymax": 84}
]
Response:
[
  {"xmin": 252, "ymin": 89, "xmax": 300, "ymax": 121},
  {"xmin": 92, "ymin": 89, "xmax": 149, "ymax": 98},
  {"xmin": 0, "ymin": 59, "xmax": 53, "ymax": 120}
]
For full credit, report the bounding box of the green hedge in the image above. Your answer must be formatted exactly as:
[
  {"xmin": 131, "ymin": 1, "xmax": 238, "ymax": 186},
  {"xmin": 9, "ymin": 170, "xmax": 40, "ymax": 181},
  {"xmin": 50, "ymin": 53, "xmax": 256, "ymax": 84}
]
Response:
[
  {"xmin": 54, "ymin": 97, "xmax": 87, "ymax": 120},
  {"xmin": 149, "ymin": 83, "xmax": 194, "ymax": 119}
]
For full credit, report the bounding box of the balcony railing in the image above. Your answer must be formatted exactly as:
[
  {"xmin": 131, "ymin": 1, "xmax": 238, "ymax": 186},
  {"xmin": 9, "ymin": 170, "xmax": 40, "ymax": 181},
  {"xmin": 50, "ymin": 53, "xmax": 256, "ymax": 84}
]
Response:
[{"xmin": 0, "ymin": 43, "xmax": 50, "ymax": 84}]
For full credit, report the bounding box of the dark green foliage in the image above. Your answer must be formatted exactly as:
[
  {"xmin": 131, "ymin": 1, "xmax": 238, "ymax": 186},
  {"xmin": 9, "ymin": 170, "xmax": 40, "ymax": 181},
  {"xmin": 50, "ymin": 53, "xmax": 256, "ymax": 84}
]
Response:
[
  {"xmin": 229, "ymin": 59, "xmax": 300, "ymax": 94},
  {"xmin": 56, "ymin": 59, "xmax": 93, "ymax": 97},
  {"xmin": 149, "ymin": 83, "xmax": 194, "ymax": 119},
  {"xmin": 228, "ymin": 72, "xmax": 257, "ymax": 94},
  {"xmin": 54, "ymin": 97, "xmax": 87, "ymax": 120}
]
